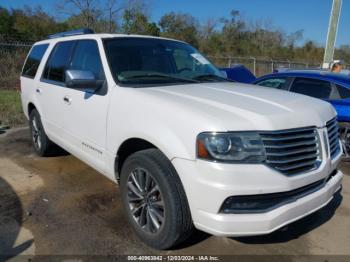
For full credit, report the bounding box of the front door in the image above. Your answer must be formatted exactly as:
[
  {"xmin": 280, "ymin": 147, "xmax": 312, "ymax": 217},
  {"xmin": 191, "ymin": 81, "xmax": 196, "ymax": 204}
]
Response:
[{"xmin": 60, "ymin": 39, "xmax": 109, "ymax": 171}]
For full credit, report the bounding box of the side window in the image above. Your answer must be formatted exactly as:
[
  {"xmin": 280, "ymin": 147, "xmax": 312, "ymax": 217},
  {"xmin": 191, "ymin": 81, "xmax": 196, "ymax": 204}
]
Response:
[
  {"xmin": 42, "ymin": 41, "xmax": 75, "ymax": 83},
  {"xmin": 68, "ymin": 40, "xmax": 105, "ymax": 80},
  {"xmin": 290, "ymin": 78, "xmax": 332, "ymax": 99},
  {"xmin": 257, "ymin": 78, "xmax": 287, "ymax": 90},
  {"xmin": 22, "ymin": 44, "xmax": 49, "ymax": 78},
  {"xmin": 336, "ymin": 84, "xmax": 350, "ymax": 99}
]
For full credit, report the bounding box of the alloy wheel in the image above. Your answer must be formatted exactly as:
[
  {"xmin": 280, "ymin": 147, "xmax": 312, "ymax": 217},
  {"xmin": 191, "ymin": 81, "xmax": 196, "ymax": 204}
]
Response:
[
  {"xmin": 31, "ymin": 116, "xmax": 42, "ymax": 150},
  {"xmin": 126, "ymin": 168, "xmax": 165, "ymax": 234}
]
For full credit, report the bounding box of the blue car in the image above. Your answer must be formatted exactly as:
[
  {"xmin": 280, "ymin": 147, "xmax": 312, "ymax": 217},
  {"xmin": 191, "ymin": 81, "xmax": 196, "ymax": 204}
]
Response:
[
  {"xmin": 254, "ymin": 70, "xmax": 350, "ymax": 159},
  {"xmin": 220, "ymin": 65, "xmax": 256, "ymax": 83}
]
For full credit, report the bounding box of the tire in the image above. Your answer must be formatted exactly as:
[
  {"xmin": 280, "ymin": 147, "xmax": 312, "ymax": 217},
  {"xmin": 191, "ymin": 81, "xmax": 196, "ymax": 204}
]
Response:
[
  {"xmin": 29, "ymin": 109, "xmax": 59, "ymax": 157},
  {"xmin": 120, "ymin": 148, "xmax": 193, "ymax": 250},
  {"xmin": 339, "ymin": 122, "xmax": 350, "ymax": 161}
]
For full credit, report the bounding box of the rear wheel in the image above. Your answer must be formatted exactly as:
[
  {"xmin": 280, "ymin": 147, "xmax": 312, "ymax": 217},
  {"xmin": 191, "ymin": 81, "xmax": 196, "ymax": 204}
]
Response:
[
  {"xmin": 29, "ymin": 109, "xmax": 59, "ymax": 156},
  {"xmin": 120, "ymin": 149, "xmax": 193, "ymax": 249}
]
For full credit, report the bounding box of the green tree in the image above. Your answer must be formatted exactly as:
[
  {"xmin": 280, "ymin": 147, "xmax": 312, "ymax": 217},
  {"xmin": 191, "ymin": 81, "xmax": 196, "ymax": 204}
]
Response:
[
  {"xmin": 159, "ymin": 12, "xmax": 199, "ymax": 47},
  {"xmin": 57, "ymin": 0, "xmax": 102, "ymax": 30},
  {"xmin": 122, "ymin": 8, "xmax": 160, "ymax": 36},
  {"xmin": 0, "ymin": 7, "xmax": 14, "ymax": 39},
  {"xmin": 12, "ymin": 6, "xmax": 68, "ymax": 41},
  {"xmin": 335, "ymin": 45, "xmax": 350, "ymax": 63}
]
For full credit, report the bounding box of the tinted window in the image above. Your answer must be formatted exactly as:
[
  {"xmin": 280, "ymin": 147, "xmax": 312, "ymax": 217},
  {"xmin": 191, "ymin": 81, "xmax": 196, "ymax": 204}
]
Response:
[
  {"xmin": 290, "ymin": 78, "xmax": 332, "ymax": 99},
  {"xmin": 173, "ymin": 49, "xmax": 192, "ymax": 72},
  {"xmin": 336, "ymin": 84, "xmax": 350, "ymax": 99},
  {"xmin": 43, "ymin": 41, "xmax": 75, "ymax": 83},
  {"xmin": 22, "ymin": 44, "xmax": 49, "ymax": 78},
  {"xmin": 103, "ymin": 37, "xmax": 224, "ymax": 86},
  {"xmin": 257, "ymin": 78, "xmax": 287, "ymax": 89},
  {"xmin": 68, "ymin": 40, "xmax": 105, "ymax": 80}
]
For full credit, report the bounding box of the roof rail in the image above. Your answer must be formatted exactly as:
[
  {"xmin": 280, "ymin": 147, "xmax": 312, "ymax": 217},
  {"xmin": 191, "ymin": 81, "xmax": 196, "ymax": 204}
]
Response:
[{"xmin": 47, "ymin": 28, "xmax": 95, "ymax": 39}]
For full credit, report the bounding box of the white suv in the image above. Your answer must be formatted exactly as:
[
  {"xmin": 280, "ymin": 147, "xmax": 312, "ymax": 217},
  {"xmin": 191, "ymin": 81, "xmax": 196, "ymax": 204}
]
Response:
[{"xmin": 20, "ymin": 29, "xmax": 343, "ymax": 249}]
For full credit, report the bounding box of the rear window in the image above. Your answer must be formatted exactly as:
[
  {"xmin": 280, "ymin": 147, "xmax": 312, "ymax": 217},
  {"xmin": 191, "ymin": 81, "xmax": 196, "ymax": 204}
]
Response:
[{"xmin": 22, "ymin": 44, "xmax": 49, "ymax": 78}]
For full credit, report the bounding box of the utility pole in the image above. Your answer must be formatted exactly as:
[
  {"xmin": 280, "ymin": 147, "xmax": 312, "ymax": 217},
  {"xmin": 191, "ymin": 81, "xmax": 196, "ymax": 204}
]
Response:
[{"xmin": 323, "ymin": 0, "xmax": 342, "ymax": 69}]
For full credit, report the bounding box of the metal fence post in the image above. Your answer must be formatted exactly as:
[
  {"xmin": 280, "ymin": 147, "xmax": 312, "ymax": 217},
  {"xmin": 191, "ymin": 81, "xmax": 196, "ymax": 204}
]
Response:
[{"xmin": 251, "ymin": 57, "xmax": 256, "ymax": 75}]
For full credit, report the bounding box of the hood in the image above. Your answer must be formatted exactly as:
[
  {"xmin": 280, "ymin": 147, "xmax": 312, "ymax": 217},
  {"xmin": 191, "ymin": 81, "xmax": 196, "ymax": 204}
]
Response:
[{"xmin": 139, "ymin": 82, "xmax": 336, "ymax": 131}]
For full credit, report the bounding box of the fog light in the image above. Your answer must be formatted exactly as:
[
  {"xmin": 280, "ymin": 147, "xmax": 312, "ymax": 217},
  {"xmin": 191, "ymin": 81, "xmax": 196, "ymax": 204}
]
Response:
[
  {"xmin": 219, "ymin": 177, "xmax": 327, "ymax": 214},
  {"xmin": 220, "ymin": 196, "xmax": 285, "ymax": 214}
]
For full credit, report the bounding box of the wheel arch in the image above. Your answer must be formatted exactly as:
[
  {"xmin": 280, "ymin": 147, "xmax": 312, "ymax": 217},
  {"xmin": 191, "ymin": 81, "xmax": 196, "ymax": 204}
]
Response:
[
  {"xmin": 28, "ymin": 102, "xmax": 36, "ymax": 116},
  {"xmin": 115, "ymin": 137, "xmax": 158, "ymax": 181}
]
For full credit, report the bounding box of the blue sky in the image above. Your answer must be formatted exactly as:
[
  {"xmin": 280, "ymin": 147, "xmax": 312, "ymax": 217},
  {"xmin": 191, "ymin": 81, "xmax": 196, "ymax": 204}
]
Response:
[{"xmin": 1, "ymin": 0, "xmax": 349, "ymax": 47}]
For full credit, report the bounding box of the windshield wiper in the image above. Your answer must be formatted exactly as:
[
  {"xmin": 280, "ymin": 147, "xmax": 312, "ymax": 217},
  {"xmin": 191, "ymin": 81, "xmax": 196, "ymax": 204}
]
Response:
[
  {"xmin": 193, "ymin": 74, "xmax": 231, "ymax": 82},
  {"xmin": 124, "ymin": 73, "xmax": 199, "ymax": 83}
]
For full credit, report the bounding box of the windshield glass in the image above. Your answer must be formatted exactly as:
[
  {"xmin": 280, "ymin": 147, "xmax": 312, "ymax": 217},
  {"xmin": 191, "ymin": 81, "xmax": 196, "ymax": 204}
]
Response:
[{"xmin": 103, "ymin": 37, "xmax": 227, "ymax": 86}]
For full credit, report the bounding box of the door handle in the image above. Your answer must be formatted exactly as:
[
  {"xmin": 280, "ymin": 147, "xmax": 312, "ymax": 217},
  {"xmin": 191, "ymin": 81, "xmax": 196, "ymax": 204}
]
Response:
[
  {"xmin": 63, "ymin": 96, "xmax": 72, "ymax": 104},
  {"xmin": 36, "ymin": 88, "xmax": 42, "ymax": 94}
]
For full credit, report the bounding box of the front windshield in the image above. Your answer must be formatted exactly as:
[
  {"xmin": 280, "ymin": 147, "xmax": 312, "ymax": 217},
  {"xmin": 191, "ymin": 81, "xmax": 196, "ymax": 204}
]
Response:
[{"xmin": 103, "ymin": 37, "xmax": 227, "ymax": 86}]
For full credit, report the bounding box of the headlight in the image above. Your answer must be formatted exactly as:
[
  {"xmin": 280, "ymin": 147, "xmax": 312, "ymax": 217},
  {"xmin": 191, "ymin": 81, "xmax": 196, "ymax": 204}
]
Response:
[{"xmin": 197, "ymin": 132, "xmax": 266, "ymax": 163}]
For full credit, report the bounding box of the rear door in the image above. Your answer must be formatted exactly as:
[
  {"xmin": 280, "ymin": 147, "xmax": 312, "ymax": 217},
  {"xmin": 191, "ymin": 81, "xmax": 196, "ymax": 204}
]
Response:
[
  {"xmin": 37, "ymin": 40, "xmax": 76, "ymax": 142},
  {"xmin": 60, "ymin": 39, "xmax": 109, "ymax": 170}
]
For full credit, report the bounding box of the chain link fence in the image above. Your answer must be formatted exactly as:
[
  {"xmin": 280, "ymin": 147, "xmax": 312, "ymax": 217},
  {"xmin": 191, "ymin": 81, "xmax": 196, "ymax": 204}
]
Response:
[
  {"xmin": 0, "ymin": 42, "xmax": 349, "ymax": 90},
  {"xmin": 0, "ymin": 42, "xmax": 31, "ymax": 90},
  {"xmin": 207, "ymin": 56, "xmax": 332, "ymax": 76}
]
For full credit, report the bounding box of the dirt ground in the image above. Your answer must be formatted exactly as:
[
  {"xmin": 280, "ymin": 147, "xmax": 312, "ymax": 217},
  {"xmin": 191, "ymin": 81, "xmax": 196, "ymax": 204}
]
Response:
[{"xmin": 1, "ymin": 128, "xmax": 350, "ymax": 260}]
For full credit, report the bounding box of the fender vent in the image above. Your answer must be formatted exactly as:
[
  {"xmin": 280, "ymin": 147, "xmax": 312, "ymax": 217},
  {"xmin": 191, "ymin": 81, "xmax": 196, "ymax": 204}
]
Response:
[{"xmin": 326, "ymin": 118, "xmax": 340, "ymax": 158}]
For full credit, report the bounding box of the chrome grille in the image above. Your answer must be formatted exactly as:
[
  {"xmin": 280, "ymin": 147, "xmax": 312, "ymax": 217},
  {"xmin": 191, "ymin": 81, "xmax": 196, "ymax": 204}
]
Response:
[
  {"xmin": 326, "ymin": 118, "xmax": 340, "ymax": 158},
  {"xmin": 260, "ymin": 127, "xmax": 320, "ymax": 175}
]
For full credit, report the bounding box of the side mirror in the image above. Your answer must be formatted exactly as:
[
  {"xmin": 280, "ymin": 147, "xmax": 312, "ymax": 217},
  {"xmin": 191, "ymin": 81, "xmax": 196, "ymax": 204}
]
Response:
[{"xmin": 65, "ymin": 70, "xmax": 103, "ymax": 90}]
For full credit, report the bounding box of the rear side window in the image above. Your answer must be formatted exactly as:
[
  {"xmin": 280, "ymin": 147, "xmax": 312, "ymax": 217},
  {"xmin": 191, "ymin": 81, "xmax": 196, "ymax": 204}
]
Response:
[
  {"xmin": 22, "ymin": 44, "xmax": 49, "ymax": 78},
  {"xmin": 42, "ymin": 41, "xmax": 75, "ymax": 83},
  {"xmin": 336, "ymin": 84, "xmax": 350, "ymax": 99},
  {"xmin": 257, "ymin": 78, "xmax": 287, "ymax": 90},
  {"xmin": 68, "ymin": 40, "xmax": 105, "ymax": 80},
  {"xmin": 290, "ymin": 78, "xmax": 332, "ymax": 99}
]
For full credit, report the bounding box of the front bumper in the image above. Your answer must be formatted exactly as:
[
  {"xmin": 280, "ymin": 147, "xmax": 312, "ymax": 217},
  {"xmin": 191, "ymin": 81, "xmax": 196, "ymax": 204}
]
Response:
[{"xmin": 172, "ymin": 151, "xmax": 343, "ymax": 237}]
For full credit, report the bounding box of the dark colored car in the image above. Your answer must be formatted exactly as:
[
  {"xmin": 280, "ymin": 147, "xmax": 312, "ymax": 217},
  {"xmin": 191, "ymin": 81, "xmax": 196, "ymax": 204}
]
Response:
[
  {"xmin": 220, "ymin": 65, "xmax": 256, "ymax": 83},
  {"xmin": 254, "ymin": 70, "xmax": 350, "ymax": 159}
]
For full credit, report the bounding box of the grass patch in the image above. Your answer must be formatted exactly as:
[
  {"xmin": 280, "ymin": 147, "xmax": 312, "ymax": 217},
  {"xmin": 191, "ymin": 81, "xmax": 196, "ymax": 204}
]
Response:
[{"xmin": 0, "ymin": 89, "xmax": 26, "ymax": 127}]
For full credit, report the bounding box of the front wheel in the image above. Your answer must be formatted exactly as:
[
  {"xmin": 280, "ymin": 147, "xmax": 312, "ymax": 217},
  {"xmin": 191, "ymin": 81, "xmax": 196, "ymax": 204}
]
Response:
[{"xmin": 120, "ymin": 149, "xmax": 193, "ymax": 249}]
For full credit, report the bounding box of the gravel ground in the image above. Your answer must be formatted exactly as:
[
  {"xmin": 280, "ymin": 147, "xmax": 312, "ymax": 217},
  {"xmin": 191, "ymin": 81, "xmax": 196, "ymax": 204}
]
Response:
[{"xmin": 0, "ymin": 128, "xmax": 350, "ymax": 261}]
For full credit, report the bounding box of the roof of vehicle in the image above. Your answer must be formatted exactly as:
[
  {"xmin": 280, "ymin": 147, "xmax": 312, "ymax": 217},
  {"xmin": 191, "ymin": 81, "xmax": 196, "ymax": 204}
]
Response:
[
  {"xmin": 256, "ymin": 70, "xmax": 350, "ymax": 87},
  {"xmin": 34, "ymin": 33, "xmax": 187, "ymax": 46}
]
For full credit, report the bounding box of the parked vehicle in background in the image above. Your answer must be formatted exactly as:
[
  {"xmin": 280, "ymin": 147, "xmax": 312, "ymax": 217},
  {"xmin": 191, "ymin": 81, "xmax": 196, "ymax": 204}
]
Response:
[
  {"xmin": 20, "ymin": 29, "xmax": 343, "ymax": 249},
  {"xmin": 273, "ymin": 67, "xmax": 350, "ymax": 75},
  {"xmin": 220, "ymin": 64, "xmax": 256, "ymax": 83},
  {"xmin": 254, "ymin": 70, "xmax": 350, "ymax": 160}
]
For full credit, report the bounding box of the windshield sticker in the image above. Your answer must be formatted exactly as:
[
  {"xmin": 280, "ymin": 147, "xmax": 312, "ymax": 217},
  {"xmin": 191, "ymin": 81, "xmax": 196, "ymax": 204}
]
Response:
[{"xmin": 191, "ymin": 53, "xmax": 210, "ymax": 65}]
